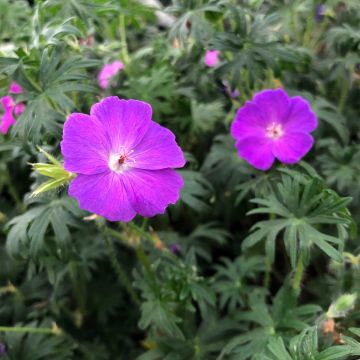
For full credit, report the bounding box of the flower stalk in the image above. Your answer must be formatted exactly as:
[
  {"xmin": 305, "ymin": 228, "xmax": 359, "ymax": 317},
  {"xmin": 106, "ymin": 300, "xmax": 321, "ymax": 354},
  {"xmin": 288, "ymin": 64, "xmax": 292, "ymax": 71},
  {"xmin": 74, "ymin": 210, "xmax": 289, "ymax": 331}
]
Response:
[
  {"xmin": 102, "ymin": 232, "xmax": 140, "ymax": 305},
  {"xmin": 292, "ymin": 254, "xmax": 304, "ymax": 293}
]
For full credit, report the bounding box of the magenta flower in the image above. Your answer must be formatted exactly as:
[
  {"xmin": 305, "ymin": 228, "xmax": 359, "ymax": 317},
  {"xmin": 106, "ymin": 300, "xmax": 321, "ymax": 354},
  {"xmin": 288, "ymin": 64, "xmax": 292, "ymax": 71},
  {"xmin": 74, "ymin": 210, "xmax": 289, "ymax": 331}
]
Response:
[
  {"xmin": 0, "ymin": 83, "xmax": 25, "ymax": 134},
  {"xmin": 61, "ymin": 97, "xmax": 186, "ymax": 222},
  {"xmin": 204, "ymin": 50, "xmax": 220, "ymax": 68},
  {"xmin": 98, "ymin": 61, "xmax": 124, "ymax": 89},
  {"xmin": 9, "ymin": 81, "xmax": 23, "ymax": 94},
  {"xmin": 231, "ymin": 89, "xmax": 317, "ymax": 171}
]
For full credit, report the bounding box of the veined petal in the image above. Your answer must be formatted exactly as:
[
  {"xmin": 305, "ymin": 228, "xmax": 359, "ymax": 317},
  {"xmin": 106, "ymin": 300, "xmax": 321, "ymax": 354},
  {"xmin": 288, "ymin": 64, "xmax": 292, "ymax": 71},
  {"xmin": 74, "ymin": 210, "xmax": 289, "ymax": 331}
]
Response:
[
  {"xmin": 124, "ymin": 169, "xmax": 184, "ymax": 217},
  {"xmin": 1, "ymin": 96, "xmax": 14, "ymax": 112},
  {"xmin": 273, "ymin": 132, "xmax": 314, "ymax": 164},
  {"xmin": 283, "ymin": 96, "xmax": 318, "ymax": 133},
  {"xmin": 0, "ymin": 112, "xmax": 16, "ymax": 134},
  {"xmin": 231, "ymin": 101, "xmax": 267, "ymax": 140},
  {"xmin": 253, "ymin": 88, "xmax": 290, "ymax": 124},
  {"xmin": 235, "ymin": 135, "xmax": 275, "ymax": 171},
  {"xmin": 61, "ymin": 113, "xmax": 110, "ymax": 175},
  {"xmin": 132, "ymin": 122, "xmax": 186, "ymax": 170},
  {"xmin": 68, "ymin": 171, "xmax": 136, "ymax": 222},
  {"xmin": 90, "ymin": 97, "xmax": 152, "ymax": 152}
]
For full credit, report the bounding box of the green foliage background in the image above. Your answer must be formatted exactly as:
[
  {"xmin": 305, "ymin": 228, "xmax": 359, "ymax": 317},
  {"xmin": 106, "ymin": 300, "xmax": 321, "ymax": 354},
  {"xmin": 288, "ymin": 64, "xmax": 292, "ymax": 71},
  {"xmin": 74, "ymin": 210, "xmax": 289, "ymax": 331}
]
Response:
[{"xmin": 0, "ymin": 0, "xmax": 360, "ymax": 359}]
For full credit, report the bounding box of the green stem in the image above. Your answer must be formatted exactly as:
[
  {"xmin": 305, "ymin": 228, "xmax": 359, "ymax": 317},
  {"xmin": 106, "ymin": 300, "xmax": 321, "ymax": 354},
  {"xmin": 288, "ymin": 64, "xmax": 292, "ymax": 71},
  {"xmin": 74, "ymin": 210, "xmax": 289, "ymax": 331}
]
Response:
[
  {"xmin": 119, "ymin": 14, "xmax": 130, "ymax": 65},
  {"xmin": 292, "ymin": 254, "xmax": 304, "ymax": 293},
  {"xmin": 102, "ymin": 233, "xmax": 140, "ymax": 305},
  {"xmin": 135, "ymin": 242, "xmax": 153, "ymax": 275},
  {"xmin": 264, "ymin": 259, "xmax": 271, "ymax": 288},
  {"xmin": 0, "ymin": 326, "xmax": 56, "ymax": 335},
  {"xmin": 338, "ymin": 77, "xmax": 350, "ymax": 112},
  {"xmin": 4, "ymin": 169, "xmax": 25, "ymax": 212}
]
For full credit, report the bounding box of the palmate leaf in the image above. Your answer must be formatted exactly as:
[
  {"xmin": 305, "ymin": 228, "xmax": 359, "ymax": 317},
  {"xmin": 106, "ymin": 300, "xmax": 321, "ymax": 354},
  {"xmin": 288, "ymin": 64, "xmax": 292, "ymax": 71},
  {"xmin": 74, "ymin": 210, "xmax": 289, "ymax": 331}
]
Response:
[
  {"xmin": 318, "ymin": 140, "xmax": 360, "ymax": 196},
  {"xmin": 190, "ymin": 100, "xmax": 224, "ymax": 134},
  {"xmin": 178, "ymin": 170, "xmax": 214, "ymax": 212},
  {"xmin": 242, "ymin": 175, "xmax": 352, "ymax": 267},
  {"xmin": 326, "ymin": 24, "xmax": 360, "ymax": 54},
  {"xmin": 213, "ymin": 255, "xmax": 265, "ymax": 311},
  {"xmin": 259, "ymin": 333, "xmax": 351, "ymax": 360},
  {"xmin": 122, "ymin": 66, "xmax": 177, "ymax": 116},
  {"xmin": 201, "ymin": 135, "xmax": 248, "ymax": 190},
  {"xmin": 0, "ymin": 0, "xmax": 30, "ymax": 42},
  {"xmin": 312, "ymin": 97, "xmax": 349, "ymax": 144},
  {"xmin": 220, "ymin": 287, "xmax": 321, "ymax": 360},
  {"xmin": 210, "ymin": 9, "xmax": 307, "ymax": 86},
  {"xmin": 8, "ymin": 45, "xmax": 99, "ymax": 141},
  {"xmin": 167, "ymin": 0, "xmax": 227, "ymax": 44},
  {"xmin": 5, "ymin": 196, "xmax": 84, "ymax": 258}
]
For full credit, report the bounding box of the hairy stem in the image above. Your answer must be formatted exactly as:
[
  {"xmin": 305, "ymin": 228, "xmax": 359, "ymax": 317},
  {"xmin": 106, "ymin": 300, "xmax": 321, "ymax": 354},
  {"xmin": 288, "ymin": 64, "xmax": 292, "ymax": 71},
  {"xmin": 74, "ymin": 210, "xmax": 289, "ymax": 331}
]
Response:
[
  {"xmin": 292, "ymin": 254, "xmax": 304, "ymax": 293},
  {"xmin": 0, "ymin": 326, "xmax": 57, "ymax": 335},
  {"xmin": 102, "ymin": 233, "xmax": 140, "ymax": 305},
  {"xmin": 119, "ymin": 14, "xmax": 130, "ymax": 65}
]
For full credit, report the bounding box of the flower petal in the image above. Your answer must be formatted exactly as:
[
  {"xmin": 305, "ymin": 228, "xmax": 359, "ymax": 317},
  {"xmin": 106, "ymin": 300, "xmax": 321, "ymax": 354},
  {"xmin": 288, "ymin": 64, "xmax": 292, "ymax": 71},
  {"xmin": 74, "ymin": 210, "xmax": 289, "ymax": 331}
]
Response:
[
  {"xmin": 1, "ymin": 96, "xmax": 14, "ymax": 112},
  {"xmin": 98, "ymin": 61, "xmax": 124, "ymax": 89},
  {"xmin": 235, "ymin": 135, "xmax": 275, "ymax": 171},
  {"xmin": 90, "ymin": 97, "xmax": 152, "ymax": 152},
  {"xmin": 253, "ymin": 88, "xmax": 290, "ymax": 124},
  {"xmin": 0, "ymin": 112, "xmax": 16, "ymax": 134},
  {"xmin": 69, "ymin": 171, "xmax": 136, "ymax": 222},
  {"xmin": 124, "ymin": 169, "xmax": 184, "ymax": 217},
  {"xmin": 273, "ymin": 132, "xmax": 314, "ymax": 164},
  {"xmin": 283, "ymin": 96, "xmax": 318, "ymax": 133},
  {"xmin": 9, "ymin": 82, "xmax": 23, "ymax": 94},
  {"xmin": 132, "ymin": 122, "xmax": 186, "ymax": 170},
  {"xmin": 61, "ymin": 113, "xmax": 110, "ymax": 175},
  {"xmin": 231, "ymin": 101, "xmax": 267, "ymax": 140}
]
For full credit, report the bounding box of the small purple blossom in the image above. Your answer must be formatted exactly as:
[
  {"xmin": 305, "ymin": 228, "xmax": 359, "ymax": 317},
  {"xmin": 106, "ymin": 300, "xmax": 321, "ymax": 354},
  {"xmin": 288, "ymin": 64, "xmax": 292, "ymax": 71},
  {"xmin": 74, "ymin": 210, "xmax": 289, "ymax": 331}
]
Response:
[
  {"xmin": 223, "ymin": 81, "xmax": 239, "ymax": 99},
  {"xmin": 231, "ymin": 88, "xmax": 317, "ymax": 171},
  {"xmin": 204, "ymin": 50, "xmax": 220, "ymax": 68},
  {"xmin": 315, "ymin": 5, "xmax": 326, "ymax": 22},
  {"xmin": 9, "ymin": 81, "xmax": 23, "ymax": 94},
  {"xmin": 170, "ymin": 243, "xmax": 181, "ymax": 255},
  {"xmin": 98, "ymin": 61, "xmax": 124, "ymax": 89},
  {"xmin": 61, "ymin": 97, "xmax": 186, "ymax": 222},
  {"xmin": 0, "ymin": 82, "xmax": 25, "ymax": 134},
  {"xmin": 0, "ymin": 342, "xmax": 6, "ymax": 356}
]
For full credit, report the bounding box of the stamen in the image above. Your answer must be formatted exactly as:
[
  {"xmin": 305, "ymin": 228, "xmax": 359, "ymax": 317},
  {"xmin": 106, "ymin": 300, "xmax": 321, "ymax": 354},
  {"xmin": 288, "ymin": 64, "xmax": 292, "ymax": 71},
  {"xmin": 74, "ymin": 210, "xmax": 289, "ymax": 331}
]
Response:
[
  {"xmin": 108, "ymin": 147, "xmax": 135, "ymax": 173},
  {"xmin": 266, "ymin": 122, "xmax": 284, "ymax": 140}
]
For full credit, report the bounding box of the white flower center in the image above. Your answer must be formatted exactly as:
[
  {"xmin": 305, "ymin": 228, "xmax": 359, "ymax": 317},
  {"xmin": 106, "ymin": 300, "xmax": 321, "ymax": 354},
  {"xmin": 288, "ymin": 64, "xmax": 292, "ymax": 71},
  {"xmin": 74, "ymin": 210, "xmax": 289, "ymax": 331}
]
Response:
[
  {"xmin": 266, "ymin": 122, "xmax": 284, "ymax": 140},
  {"xmin": 108, "ymin": 147, "xmax": 135, "ymax": 174}
]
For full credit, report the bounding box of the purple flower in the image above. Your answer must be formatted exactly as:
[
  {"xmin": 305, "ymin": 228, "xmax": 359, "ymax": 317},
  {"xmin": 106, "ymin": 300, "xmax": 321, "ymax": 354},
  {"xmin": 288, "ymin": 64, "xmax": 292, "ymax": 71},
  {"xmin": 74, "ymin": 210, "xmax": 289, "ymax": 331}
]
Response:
[
  {"xmin": 170, "ymin": 243, "xmax": 181, "ymax": 255},
  {"xmin": 0, "ymin": 83, "xmax": 25, "ymax": 135},
  {"xmin": 223, "ymin": 81, "xmax": 239, "ymax": 99},
  {"xmin": 231, "ymin": 89, "xmax": 317, "ymax": 171},
  {"xmin": 9, "ymin": 81, "xmax": 23, "ymax": 94},
  {"xmin": 98, "ymin": 61, "xmax": 124, "ymax": 89},
  {"xmin": 0, "ymin": 342, "xmax": 6, "ymax": 356},
  {"xmin": 204, "ymin": 50, "xmax": 220, "ymax": 68},
  {"xmin": 315, "ymin": 5, "xmax": 326, "ymax": 22},
  {"xmin": 61, "ymin": 97, "xmax": 186, "ymax": 222}
]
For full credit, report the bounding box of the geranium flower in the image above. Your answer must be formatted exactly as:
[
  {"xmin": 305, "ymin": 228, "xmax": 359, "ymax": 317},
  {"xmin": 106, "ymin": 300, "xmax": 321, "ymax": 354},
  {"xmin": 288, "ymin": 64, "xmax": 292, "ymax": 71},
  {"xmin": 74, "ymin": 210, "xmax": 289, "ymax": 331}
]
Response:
[
  {"xmin": 9, "ymin": 81, "xmax": 23, "ymax": 94},
  {"xmin": 204, "ymin": 50, "xmax": 220, "ymax": 68},
  {"xmin": 61, "ymin": 97, "xmax": 186, "ymax": 222},
  {"xmin": 98, "ymin": 61, "xmax": 124, "ymax": 89},
  {"xmin": 315, "ymin": 4, "xmax": 326, "ymax": 22},
  {"xmin": 231, "ymin": 88, "xmax": 317, "ymax": 171},
  {"xmin": 0, "ymin": 82, "xmax": 25, "ymax": 134}
]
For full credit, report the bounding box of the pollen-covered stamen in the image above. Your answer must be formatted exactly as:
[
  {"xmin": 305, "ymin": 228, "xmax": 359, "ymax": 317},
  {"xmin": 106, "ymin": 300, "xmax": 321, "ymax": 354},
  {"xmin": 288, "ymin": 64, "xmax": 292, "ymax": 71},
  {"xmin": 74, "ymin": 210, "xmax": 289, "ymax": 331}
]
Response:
[
  {"xmin": 266, "ymin": 122, "xmax": 284, "ymax": 140},
  {"xmin": 109, "ymin": 148, "xmax": 135, "ymax": 174}
]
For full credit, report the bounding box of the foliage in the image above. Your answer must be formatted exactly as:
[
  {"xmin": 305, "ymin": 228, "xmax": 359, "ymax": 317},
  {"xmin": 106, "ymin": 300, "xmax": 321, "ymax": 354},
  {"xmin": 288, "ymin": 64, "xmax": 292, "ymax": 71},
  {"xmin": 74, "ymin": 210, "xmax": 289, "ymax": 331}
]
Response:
[{"xmin": 0, "ymin": 0, "xmax": 360, "ymax": 359}]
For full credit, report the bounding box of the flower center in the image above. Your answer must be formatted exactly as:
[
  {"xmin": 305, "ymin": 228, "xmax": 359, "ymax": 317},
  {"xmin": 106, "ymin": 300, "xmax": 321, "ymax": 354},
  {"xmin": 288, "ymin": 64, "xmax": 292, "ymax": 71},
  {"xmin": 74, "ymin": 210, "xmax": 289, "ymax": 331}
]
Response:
[
  {"xmin": 266, "ymin": 122, "xmax": 284, "ymax": 140},
  {"xmin": 108, "ymin": 147, "xmax": 135, "ymax": 174}
]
